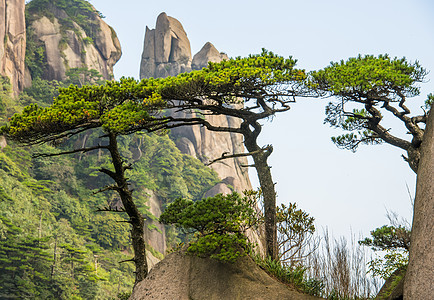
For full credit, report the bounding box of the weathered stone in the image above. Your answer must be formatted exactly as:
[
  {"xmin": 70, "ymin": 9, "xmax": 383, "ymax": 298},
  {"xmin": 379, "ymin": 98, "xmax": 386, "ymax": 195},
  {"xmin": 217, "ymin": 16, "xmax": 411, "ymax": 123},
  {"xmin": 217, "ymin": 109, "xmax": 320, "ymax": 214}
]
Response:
[
  {"xmin": 130, "ymin": 250, "xmax": 320, "ymax": 300},
  {"xmin": 27, "ymin": 2, "xmax": 121, "ymax": 82},
  {"xmin": 203, "ymin": 182, "xmax": 233, "ymax": 198},
  {"xmin": 140, "ymin": 12, "xmax": 192, "ymax": 79},
  {"xmin": 0, "ymin": 0, "xmax": 26, "ymax": 96},
  {"xmin": 31, "ymin": 16, "xmax": 65, "ymax": 80},
  {"xmin": 144, "ymin": 189, "xmax": 166, "ymax": 256},
  {"xmin": 0, "ymin": 135, "xmax": 7, "ymax": 149},
  {"xmin": 192, "ymin": 42, "xmax": 228, "ymax": 70},
  {"xmin": 404, "ymin": 108, "xmax": 434, "ymax": 299}
]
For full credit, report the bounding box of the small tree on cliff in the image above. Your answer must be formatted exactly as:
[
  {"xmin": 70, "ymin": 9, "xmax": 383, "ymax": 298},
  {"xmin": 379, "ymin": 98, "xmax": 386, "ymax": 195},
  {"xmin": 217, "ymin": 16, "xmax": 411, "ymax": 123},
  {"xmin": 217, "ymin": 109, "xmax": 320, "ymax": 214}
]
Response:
[
  {"xmin": 151, "ymin": 50, "xmax": 309, "ymax": 260},
  {"xmin": 0, "ymin": 78, "xmax": 166, "ymax": 284}
]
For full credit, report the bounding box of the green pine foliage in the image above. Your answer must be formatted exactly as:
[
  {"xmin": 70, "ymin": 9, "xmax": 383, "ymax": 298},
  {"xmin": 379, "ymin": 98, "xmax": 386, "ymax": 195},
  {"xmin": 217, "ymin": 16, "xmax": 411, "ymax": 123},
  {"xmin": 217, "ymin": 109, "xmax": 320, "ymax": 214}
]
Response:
[
  {"xmin": 359, "ymin": 224, "xmax": 410, "ymax": 280},
  {"xmin": 308, "ymin": 54, "xmax": 428, "ymax": 153},
  {"xmin": 0, "ymin": 78, "xmax": 219, "ymax": 297},
  {"xmin": 160, "ymin": 192, "xmax": 259, "ymax": 263}
]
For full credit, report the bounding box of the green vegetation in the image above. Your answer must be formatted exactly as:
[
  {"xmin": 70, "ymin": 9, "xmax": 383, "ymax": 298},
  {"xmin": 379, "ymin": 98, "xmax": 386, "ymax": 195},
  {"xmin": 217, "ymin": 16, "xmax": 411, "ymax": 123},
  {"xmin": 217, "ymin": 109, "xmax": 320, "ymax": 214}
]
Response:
[
  {"xmin": 254, "ymin": 255, "xmax": 325, "ymax": 297},
  {"xmin": 0, "ymin": 69, "xmax": 219, "ymax": 297},
  {"xmin": 160, "ymin": 192, "xmax": 259, "ymax": 263},
  {"xmin": 360, "ymin": 220, "xmax": 410, "ymax": 282},
  {"xmin": 308, "ymin": 54, "xmax": 429, "ymax": 173},
  {"xmin": 276, "ymin": 203, "xmax": 317, "ymax": 264},
  {"xmin": 0, "ymin": 74, "xmax": 221, "ymax": 282}
]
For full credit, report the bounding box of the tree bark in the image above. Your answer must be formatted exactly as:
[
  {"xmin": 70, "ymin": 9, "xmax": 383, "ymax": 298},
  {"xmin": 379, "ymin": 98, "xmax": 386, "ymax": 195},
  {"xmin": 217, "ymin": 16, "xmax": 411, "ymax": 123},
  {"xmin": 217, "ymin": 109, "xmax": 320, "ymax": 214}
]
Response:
[
  {"xmin": 244, "ymin": 139, "xmax": 277, "ymax": 260},
  {"xmin": 404, "ymin": 109, "xmax": 434, "ymax": 299},
  {"xmin": 106, "ymin": 132, "xmax": 148, "ymax": 284}
]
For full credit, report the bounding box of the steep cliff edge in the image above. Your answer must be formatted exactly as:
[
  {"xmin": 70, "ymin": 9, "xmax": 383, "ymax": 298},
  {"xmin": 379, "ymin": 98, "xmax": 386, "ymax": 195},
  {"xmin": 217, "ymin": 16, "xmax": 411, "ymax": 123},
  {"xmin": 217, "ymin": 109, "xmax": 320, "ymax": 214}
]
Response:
[
  {"xmin": 25, "ymin": 0, "xmax": 121, "ymax": 82},
  {"xmin": 0, "ymin": 0, "xmax": 26, "ymax": 96},
  {"xmin": 140, "ymin": 12, "xmax": 251, "ymax": 194}
]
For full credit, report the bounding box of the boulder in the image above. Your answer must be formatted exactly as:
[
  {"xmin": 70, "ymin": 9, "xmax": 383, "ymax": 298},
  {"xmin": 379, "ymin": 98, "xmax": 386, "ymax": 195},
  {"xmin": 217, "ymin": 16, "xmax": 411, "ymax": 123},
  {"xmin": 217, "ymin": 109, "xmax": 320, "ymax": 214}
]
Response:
[
  {"xmin": 0, "ymin": 0, "xmax": 26, "ymax": 96},
  {"xmin": 130, "ymin": 250, "xmax": 320, "ymax": 300}
]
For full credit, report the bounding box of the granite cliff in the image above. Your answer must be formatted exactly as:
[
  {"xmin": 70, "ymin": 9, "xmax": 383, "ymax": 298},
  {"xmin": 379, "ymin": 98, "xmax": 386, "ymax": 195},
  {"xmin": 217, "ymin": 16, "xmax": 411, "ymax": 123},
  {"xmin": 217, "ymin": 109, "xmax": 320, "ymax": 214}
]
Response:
[
  {"xmin": 140, "ymin": 12, "xmax": 251, "ymax": 195},
  {"xmin": 0, "ymin": 0, "xmax": 26, "ymax": 96},
  {"xmin": 25, "ymin": 0, "xmax": 121, "ymax": 82}
]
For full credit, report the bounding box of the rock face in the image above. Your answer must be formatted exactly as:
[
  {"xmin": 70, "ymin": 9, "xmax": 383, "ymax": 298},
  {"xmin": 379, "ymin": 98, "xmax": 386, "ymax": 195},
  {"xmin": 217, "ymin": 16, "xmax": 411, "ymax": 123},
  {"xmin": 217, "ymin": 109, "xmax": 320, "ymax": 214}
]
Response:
[
  {"xmin": 144, "ymin": 189, "xmax": 166, "ymax": 256},
  {"xmin": 26, "ymin": 0, "xmax": 121, "ymax": 82},
  {"xmin": 404, "ymin": 108, "xmax": 434, "ymax": 299},
  {"xmin": 0, "ymin": 0, "xmax": 26, "ymax": 96},
  {"xmin": 192, "ymin": 42, "xmax": 228, "ymax": 70},
  {"xmin": 140, "ymin": 12, "xmax": 191, "ymax": 79},
  {"xmin": 130, "ymin": 250, "xmax": 319, "ymax": 300},
  {"xmin": 140, "ymin": 12, "xmax": 252, "ymax": 194}
]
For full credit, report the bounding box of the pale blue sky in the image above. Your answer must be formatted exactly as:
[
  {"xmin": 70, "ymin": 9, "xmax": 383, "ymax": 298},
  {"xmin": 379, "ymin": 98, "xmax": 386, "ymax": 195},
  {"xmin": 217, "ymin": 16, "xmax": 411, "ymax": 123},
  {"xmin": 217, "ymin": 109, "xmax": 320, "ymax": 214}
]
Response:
[{"xmin": 89, "ymin": 0, "xmax": 433, "ymax": 239}]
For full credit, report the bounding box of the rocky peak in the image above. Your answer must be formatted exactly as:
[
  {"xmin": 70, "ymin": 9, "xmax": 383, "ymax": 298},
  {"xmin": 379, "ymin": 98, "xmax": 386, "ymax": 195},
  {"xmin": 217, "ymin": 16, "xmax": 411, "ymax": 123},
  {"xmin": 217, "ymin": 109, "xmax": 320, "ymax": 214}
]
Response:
[
  {"xmin": 0, "ymin": 0, "xmax": 26, "ymax": 96},
  {"xmin": 25, "ymin": 0, "xmax": 121, "ymax": 82},
  {"xmin": 192, "ymin": 42, "xmax": 228, "ymax": 70},
  {"xmin": 140, "ymin": 13, "xmax": 252, "ymax": 195},
  {"xmin": 140, "ymin": 12, "xmax": 192, "ymax": 79}
]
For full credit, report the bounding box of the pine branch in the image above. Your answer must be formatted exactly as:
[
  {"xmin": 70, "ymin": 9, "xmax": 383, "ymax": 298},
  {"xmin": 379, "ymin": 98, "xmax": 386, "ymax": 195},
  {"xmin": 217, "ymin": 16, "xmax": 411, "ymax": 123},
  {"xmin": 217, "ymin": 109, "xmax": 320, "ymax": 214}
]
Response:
[
  {"xmin": 32, "ymin": 144, "xmax": 107, "ymax": 158},
  {"xmin": 206, "ymin": 145, "xmax": 272, "ymax": 166}
]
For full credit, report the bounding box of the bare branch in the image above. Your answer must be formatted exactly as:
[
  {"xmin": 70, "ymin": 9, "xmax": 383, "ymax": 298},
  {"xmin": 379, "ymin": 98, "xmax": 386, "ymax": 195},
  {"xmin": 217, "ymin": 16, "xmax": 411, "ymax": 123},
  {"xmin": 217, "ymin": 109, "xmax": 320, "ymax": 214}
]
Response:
[
  {"xmin": 100, "ymin": 167, "xmax": 116, "ymax": 179},
  {"xmin": 32, "ymin": 144, "xmax": 108, "ymax": 158},
  {"xmin": 206, "ymin": 145, "xmax": 272, "ymax": 166},
  {"xmin": 95, "ymin": 206, "xmax": 126, "ymax": 213},
  {"xmin": 119, "ymin": 258, "xmax": 135, "ymax": 264},
  {"xmin": 92, "ymin": 184, "xmax": 120, "ymax": 195}
]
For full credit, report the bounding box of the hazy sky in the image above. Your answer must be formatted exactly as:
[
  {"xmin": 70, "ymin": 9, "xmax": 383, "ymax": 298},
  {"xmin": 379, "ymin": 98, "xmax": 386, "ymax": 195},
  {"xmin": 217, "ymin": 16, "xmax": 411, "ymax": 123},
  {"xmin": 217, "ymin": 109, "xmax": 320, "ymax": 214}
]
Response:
[{"xmin": 89, "ymin": 0, "xmax": 434, "ymax": 239}]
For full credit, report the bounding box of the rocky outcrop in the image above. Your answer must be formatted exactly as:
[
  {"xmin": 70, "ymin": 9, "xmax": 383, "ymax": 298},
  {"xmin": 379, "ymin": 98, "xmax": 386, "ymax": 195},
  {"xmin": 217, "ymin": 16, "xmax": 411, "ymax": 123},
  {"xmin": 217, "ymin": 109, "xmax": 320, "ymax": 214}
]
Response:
[
  {"xmin": 130, "ymin": 250, "xmax": 320, "ymax": 300},
  {"xmin": 376, "ymin": 268, "xmax": 405, "ymax": 300},
  {"xmin": 26, "ymin": 0, "xmax": 121, "ymax": 82},
  {"xmin": 140, "ymin": 12, "xmax": 191, "ymax": 79},
  {"xmin": 140, "ymin": 13, "xmax": 252, "ymax": 194},
  {"xmin": 192, "ymin": 42, "xmax": 228, "ymax": 70},
  {"xmin": 0, "ymin": 0, "xmax": 26, "ymax": 96}
]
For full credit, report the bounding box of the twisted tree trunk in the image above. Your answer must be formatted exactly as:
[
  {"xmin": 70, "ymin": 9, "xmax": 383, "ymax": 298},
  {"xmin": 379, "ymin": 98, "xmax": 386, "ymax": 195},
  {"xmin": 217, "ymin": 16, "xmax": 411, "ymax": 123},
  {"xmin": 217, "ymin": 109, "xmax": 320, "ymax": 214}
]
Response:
[
  {"xmin": 105, "ymin": 132, "xmax": 148, "ymax": 284},
  {"xmin": 404, "ymin": 109, "xmax": 434, "ymax": 299},
  {"xmin": 244, "ymin": 136, "xmax": 277, "ymax": 260}
]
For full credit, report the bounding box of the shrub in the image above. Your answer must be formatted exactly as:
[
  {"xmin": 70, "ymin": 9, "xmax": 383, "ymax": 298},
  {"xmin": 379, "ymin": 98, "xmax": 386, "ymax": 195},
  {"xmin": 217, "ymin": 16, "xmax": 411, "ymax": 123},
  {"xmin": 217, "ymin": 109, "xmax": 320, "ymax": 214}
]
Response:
[{"xmin": 159, "ymin": 192, "xmax": 259, "ymax": 263}]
